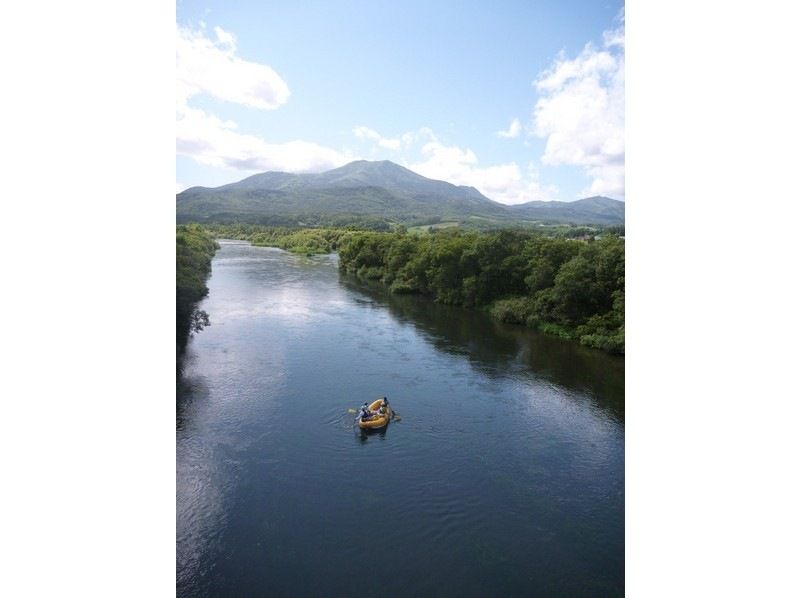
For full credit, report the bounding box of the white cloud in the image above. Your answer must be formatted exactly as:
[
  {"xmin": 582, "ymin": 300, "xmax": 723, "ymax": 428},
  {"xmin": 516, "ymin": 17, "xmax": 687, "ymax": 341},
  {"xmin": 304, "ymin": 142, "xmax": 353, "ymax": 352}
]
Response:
[
  {"xmin": 532, "ymin": 16, "xmax": 625, "ymax": 198},
  {"xmin": 409, "ymin": 139, "xmax": 556, "ymax": 204},
  {"xmin": 177, "ymin": 25, "xmax": 290, "ymax": 110},
  {"xmin": 351, "ymin": 125, "xmax": 556, "ymax": 204},
  {"xmin": 176, "ymin": 25, "xmax": 351, "ymax": 175},
  {"xmin": 213, "ymin": 26, "xmax": 235, "ymax": 48},
  {"xmin": 177, "ymin": 105, "xmax": 351, "ymax": 173},
  {"xmin": 497, "ymin": 118, "xmax": 522, "ymax": 138},
  {"xmin": 353, "ymin": 126, "xmax": 439, "ymax": 151},
  {"xmin": 352, "ymin": 126, "xmax": 403, "ymax": 150}
]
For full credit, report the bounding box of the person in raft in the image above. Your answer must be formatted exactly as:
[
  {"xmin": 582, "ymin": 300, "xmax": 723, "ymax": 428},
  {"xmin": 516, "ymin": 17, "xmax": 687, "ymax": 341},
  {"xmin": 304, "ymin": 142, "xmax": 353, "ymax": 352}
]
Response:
[
  {"xmin": 358, "ymin": 398, "xmax": 389, "ymax": 421},
  {"xmin": 358, "ymin": 402, "xmax": 373, "ymax": 421}
]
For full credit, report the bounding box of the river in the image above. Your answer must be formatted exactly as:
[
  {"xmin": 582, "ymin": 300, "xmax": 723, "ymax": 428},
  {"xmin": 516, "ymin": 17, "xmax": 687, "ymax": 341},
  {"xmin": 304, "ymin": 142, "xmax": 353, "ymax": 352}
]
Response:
[{"xmin": 177, "ymin": 240, "xmax": 624, "ymax": 596}]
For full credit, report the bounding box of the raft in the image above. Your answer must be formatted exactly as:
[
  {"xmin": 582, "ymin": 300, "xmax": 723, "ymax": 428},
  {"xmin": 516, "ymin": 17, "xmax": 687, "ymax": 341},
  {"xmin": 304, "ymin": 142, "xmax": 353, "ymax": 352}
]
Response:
[{"xmin": 357, "ymin": 398, "xmax": 392, "ymax": 430}]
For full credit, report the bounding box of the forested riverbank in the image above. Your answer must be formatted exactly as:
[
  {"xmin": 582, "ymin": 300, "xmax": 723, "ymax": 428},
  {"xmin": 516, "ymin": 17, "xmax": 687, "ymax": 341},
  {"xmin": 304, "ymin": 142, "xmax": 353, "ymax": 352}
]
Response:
[
  {"xmin": 176, "ymin": 224, "xmax": 219, "ymax": 356},
  {"xmin": 338, "ymin": 230, "xmax": 624, "ymax": 354},
  {"xmin": 203, "ymin": 223, "xmax": 354, "ymax": 255}
]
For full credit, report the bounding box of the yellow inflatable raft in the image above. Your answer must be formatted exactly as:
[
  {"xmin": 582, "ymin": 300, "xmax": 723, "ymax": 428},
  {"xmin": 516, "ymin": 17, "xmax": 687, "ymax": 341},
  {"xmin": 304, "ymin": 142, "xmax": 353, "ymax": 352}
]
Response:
[{"xmin": 357, "ymin": 398, "xmax": 392, "ymax": 430}]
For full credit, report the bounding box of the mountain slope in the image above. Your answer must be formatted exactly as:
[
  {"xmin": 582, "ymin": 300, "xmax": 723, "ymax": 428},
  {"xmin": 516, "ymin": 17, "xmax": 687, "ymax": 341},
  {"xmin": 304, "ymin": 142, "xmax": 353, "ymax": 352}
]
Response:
[
  {"xmin": 176, "ymin": 160, "xmax": 624, "ymax": 226},
  {"xmin": 508, "ymin": 196, "xmax": 625, "ymax": 225}
]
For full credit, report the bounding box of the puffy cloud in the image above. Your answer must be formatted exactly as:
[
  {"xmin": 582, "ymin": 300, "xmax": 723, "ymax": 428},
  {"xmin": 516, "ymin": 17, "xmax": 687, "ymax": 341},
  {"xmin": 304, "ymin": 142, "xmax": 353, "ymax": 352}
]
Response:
[
  {"xmin": 177, "ymin": 25, "xmax": 290, "ymax": 110},
  {"xmin": 409, "ymin": 138, "xmax": 557, "ymax": 205},
  {"xmin": 177, "ymin": 105, "xmax": 351, "ymax": 173},
  {"xmin": 351, "ymin": 125, "xmax": 555, "ymax": 204},
  {"xmin": 497, "ymin": 118, "xmax": 522, "ymax": 138},
  {"xmin": 176, "ymin": 24, "xmax": 350, "ymax": 175},
  {"xmin": 532, "ymin": 17, "xmax": 625, "ymax": 198}
]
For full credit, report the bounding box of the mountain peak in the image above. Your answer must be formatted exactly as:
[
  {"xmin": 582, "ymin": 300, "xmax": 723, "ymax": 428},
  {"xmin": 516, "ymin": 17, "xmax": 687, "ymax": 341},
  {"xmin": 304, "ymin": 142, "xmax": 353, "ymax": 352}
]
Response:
[
  {"xmin": 335, "ymin": 159, "xmax": 416, "ymax": 175},
  {"xmin": 317, "ymin": 159, "xmax": 456, "ymax": 193}
]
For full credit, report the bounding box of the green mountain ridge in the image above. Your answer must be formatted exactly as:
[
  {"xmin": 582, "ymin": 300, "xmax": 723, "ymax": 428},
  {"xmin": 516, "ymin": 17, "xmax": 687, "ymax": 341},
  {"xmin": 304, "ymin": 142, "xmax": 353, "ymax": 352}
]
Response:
[{"xmin": 177, "ymin": 160, "xmax": 624, "ymax": 227}]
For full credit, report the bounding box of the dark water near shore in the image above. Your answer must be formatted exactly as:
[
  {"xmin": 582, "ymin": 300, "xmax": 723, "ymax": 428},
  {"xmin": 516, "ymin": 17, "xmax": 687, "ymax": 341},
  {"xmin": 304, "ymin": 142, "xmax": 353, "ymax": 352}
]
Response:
[{"xmin": 177, "ymin": 240, "xmax": 624, "ymax": 596}]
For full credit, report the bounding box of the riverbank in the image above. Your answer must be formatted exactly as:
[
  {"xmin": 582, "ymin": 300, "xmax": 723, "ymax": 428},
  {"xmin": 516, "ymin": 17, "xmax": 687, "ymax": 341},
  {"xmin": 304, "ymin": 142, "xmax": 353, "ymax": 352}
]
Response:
[
  {"xmin": 202, "ymin": 224, "xmax": 360, "ymax": 255},
  {"xmin": 337, "ymin": 230, "xmax": 624, "ymax": 354},
  {"xmin": 176, "ymin": 224, "xmax": 219, "ymax": 356},
  {"xmin": 184, "ymin": 224, "xmax": 624, "ymax": 354}
]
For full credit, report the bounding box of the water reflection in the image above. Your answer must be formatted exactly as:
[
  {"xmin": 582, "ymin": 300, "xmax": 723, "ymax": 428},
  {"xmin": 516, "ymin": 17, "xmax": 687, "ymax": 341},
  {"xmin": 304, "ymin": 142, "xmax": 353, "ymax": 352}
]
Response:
[
  {"xmin": 356, "ymin": 425, "xmax": 391, "ymax": 443},
  {"xmin": 340, "ymin": 278, "xmax": 624, "ymax": 422},
  {"xmin": 176, "ymin": 354, "xmax": 209, "ymax": 432}
]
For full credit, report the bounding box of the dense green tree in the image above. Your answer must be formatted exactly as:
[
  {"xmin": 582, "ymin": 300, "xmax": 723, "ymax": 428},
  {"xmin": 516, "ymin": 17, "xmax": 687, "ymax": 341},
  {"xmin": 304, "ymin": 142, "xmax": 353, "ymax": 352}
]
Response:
[
  {"xmin": 176, "ymin": 224, "xmax": 219, "ymax": 355},
  {"xmin": 522, "ymin": 237, "xmax": 580, "ymax": 293},
  {"xmin": 338, "ymin": 229, "xmax": 624, "ymax": 353},
  {"xmin": 551, "ymin": 255, "xmax": 598, "ymax": 325}
]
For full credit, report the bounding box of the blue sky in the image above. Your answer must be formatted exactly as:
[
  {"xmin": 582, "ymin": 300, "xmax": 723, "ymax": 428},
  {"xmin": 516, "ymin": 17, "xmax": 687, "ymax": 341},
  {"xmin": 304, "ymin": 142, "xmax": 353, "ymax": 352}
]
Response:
[{"xmin": 177, "ymin": 0, "xmax": 624, "ymax": 203}]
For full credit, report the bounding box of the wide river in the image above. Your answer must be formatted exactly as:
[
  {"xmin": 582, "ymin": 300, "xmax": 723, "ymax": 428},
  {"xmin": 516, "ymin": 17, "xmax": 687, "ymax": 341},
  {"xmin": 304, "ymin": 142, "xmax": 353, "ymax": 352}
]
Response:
[{"xmin": 177, "ymin": 240, "xmax": 624, "ymax": 596}]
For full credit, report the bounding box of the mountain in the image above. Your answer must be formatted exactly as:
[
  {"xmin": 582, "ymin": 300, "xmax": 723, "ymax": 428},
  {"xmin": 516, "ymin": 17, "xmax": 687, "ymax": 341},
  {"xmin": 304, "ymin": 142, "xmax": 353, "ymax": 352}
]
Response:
[
  {"xmin": 176, "ymin": 160, "xmax": 624, "ymax": 227},
  {"xmin": 508, "ymin": 196, "xmax": 625, "ymax": 226}
]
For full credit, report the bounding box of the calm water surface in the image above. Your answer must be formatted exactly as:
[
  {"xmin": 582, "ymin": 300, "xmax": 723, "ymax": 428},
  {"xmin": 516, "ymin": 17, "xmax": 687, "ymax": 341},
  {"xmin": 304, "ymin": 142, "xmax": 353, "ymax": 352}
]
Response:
[{"xmin": 177, "ymin": 240, "xmax": 624, "ymax": 596}]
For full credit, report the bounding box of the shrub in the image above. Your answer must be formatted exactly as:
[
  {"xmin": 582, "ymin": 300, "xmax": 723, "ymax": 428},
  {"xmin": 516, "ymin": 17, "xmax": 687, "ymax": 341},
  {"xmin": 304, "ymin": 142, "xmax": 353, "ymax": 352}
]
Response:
[
  {"xmin": 489, "ymin": 297, "xmax": 534, "ymax": 324},
  {"xmin": 389, "ymin": 279, "xmax": 418, "ymax": 294}
]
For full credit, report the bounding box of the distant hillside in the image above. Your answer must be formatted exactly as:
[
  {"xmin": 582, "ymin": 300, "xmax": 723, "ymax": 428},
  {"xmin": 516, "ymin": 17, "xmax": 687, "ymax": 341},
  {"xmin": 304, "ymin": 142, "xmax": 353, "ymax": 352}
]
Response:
[
  {"xmin": 508, "ymin": 196, "xmax": 625, "ymax": 226},
  {"xmin": 176, "ymin": 160, "xmax": 624, "ymax": 227}
]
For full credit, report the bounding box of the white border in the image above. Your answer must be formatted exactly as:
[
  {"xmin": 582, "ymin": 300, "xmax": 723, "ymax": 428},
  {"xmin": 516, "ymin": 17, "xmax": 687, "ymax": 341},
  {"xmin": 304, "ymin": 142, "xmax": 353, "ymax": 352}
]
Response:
[{"xmin": 2, "ymin": 1, "xmax": 799, "ymax": 594}]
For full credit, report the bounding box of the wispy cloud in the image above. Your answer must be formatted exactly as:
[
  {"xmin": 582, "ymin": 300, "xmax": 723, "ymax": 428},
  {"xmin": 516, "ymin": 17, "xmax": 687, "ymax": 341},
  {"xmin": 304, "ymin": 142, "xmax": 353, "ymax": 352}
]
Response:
[
  {"xmin": 176, "ymin": 25, "xmax": 349, "ymax": 175},
  {"xmin": 497, "ymin": 118, "xmax": 522, "ymax": 138},
  {"xmin": 532, "ymin": 13, "xmax": 625, "ymax": 198},
  {"xmin": 352, "ymin": 126, "xmax": 404, "ymax": 150},
  {"xmin": 352, "ymin": 126, "xmax": 556, "ymax": 204}
]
